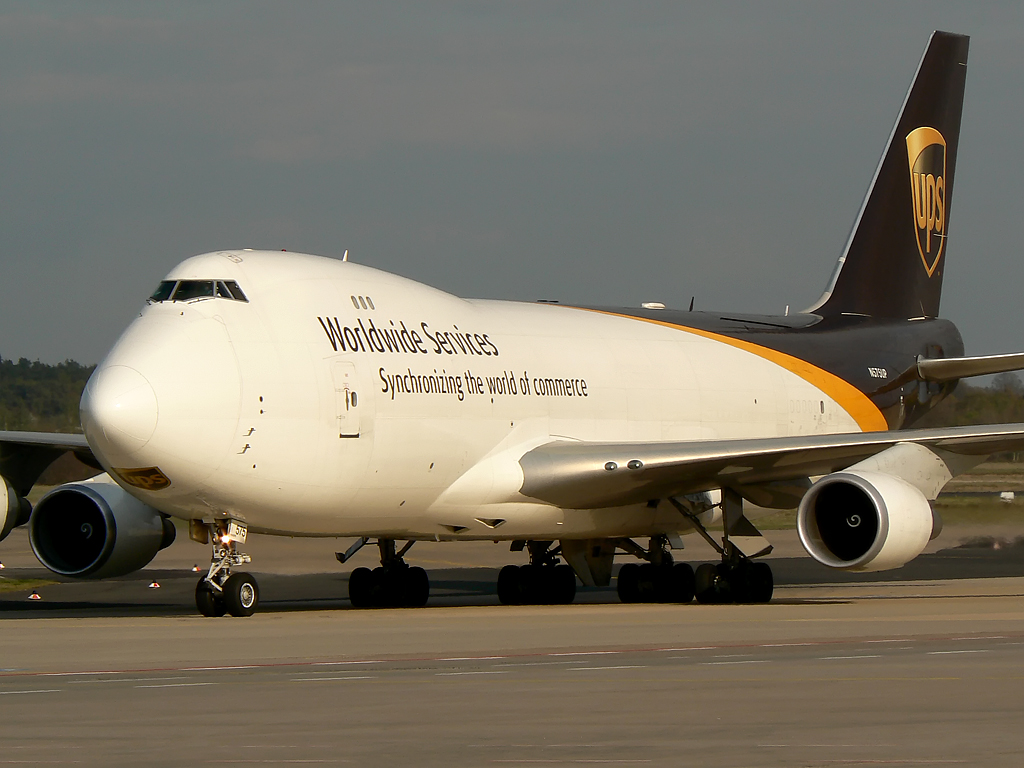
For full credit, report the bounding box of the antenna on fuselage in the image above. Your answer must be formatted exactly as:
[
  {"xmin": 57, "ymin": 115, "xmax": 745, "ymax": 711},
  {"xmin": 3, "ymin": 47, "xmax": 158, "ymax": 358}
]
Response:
[
  {"xmin": 343, "ymin": 249, "xmax": 349, "ymax": 262},
  {"xmin": 688, "ymin": 296, "xmax": 694, "ymax": 312}
]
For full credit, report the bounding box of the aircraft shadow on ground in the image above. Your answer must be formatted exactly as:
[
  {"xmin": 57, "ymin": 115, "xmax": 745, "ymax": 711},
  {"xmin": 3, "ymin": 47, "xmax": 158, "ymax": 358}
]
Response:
[{"xmin": 0, "ymin": 545, "xmax": 1022, "ymax": 618}]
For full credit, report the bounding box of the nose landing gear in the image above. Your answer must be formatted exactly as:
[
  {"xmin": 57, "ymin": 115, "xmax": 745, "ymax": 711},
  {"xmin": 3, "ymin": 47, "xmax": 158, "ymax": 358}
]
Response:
[{"xmin": 194, "ymin": 520, "xmax": 259, "ymax": 617}]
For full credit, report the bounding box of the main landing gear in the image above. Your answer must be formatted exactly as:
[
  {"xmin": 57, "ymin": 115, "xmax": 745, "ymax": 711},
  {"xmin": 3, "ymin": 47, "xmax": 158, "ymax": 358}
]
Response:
[
  {"xmin": 668, "ymin": 490, "xmax": 774, "ymax": 604},
  {"xmin": 344, "ymin": 539, "xmax": 430, "ymax": 608},
  {"xmin": 616, "ymin": 536, "xmax": 695, "ymax": 604},
  {"xmin": 497, "ymin": 541, "xmax": 576, "ymax": 605},
  {"xmin": 194, "ymin": 520, "xmax": 260, "ymax": 617}
]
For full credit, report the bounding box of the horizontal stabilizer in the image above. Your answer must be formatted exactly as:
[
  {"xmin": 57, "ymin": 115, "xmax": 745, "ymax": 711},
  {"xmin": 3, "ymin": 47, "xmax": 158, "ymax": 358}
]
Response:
[{"xmin": 917, "ymin": 352, "xmax": 1024, "ymax": 382}]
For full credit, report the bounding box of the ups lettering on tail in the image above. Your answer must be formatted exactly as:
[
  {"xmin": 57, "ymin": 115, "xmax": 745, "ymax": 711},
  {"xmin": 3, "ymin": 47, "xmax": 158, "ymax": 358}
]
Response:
[{"xmin": 906, "ymin": 127, "xmax": 947, "ymax": 277}]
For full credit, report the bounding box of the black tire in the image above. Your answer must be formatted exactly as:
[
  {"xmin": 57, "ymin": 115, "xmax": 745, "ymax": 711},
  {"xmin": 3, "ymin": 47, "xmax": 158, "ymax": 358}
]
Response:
[
  {"xmin": 195, "ymin": 580, "xmax": 226, "ymax": 617},
  {"xmin": 667, "ymin": 562, "xmax": 696, "ymax": 603},
  {"xmin": 518, "ymin": 564, "xmax": 542, "ymax": 605},
  {"xmin": 636, "ymin": 563, "xmax": 657, "ymax": 603},
  {"xmin": 617, "ymin": 563, "xmax": 641, "ymax": 604},
  {"xmin": 404, "ymin": 566, "xmax": 430, "ymax": 607},
  {"xmin": 694, "ymin": 563, "xmax": 721, "ymax": 604},
  {"xmin": 497, "ymin": 565, "xmax": 521, "ymax": 605},
  {"xmin": 370, "ymin": 566, "xmax": 390, "ymax": 607},
  {"xmin": 223, "ymin": 572, "xmax": 259, "ymax": 617},
  {"xmin": 750, "ymin": 562, "xmax": 774, "ymax": 603},
  {"xmin": 349, "ymin": 566, "xmax": 373, "ymax": 608},
  {"xmin": 554, "ymin": 564, "xmax": 577, "ymax": 604}
]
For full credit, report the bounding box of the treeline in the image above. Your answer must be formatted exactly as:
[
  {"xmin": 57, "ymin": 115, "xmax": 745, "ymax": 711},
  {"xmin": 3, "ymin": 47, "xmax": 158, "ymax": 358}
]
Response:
[
  {"xmin": 0, "ymin": 356, "xmax": 95, "ymax": 433},
  {"xmin": 915, "ymin": 373, "xmax": 1024, "ymax": 429}
]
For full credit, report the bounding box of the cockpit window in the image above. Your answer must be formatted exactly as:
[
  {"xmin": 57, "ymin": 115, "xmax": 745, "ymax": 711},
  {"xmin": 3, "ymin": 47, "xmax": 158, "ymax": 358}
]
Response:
[
  {"xmin": 149, "ymin": 281, "xmax": 177, "ymax": 302},
  {"xmin": 224, "ymin": 280, "xmax": 248, "ymax": 302},
  {"xmin": 148, "ymin": 279, "xmax": 249, "ymax": 304},
  {"xmin": 172, "ymin": 280, "xmax": 215, "ymax": 301}
]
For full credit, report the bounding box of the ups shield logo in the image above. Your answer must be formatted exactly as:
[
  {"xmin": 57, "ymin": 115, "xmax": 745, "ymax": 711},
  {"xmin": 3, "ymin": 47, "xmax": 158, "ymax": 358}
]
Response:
[
  {"xmin": 906, "ymin": 126, "xmax": 946, "ymax": 277},
  {"xmin": 114, "ymin": 466, "xmax": 171, "ymax": 491}
]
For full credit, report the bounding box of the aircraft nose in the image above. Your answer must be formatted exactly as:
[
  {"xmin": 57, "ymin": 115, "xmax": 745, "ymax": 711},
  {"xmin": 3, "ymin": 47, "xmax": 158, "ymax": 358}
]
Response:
[{"xmin": 81, "ymin": 364, "xmax": 159, "ymax": 455}]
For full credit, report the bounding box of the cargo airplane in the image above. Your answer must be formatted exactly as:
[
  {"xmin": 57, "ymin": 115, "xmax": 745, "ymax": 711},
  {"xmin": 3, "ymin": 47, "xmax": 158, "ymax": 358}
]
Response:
[{"xmin": 3, "ymin": 31, "xmax": 1024, "ymax": 617}]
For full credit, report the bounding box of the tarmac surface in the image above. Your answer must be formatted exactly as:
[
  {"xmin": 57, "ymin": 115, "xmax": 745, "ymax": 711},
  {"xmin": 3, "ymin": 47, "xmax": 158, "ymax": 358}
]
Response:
[{"xmin": 3, "ymin": 527, "xmax": 1024, "ymax": 766}]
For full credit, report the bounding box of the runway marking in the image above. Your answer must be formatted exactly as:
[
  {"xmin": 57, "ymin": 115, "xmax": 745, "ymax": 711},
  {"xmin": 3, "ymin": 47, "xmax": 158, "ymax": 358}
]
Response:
[
  {"xmin": 927, "ymin": 650, "xmax": 989, "ymax": 655},
  {"xmin": 701, "ymin": 660, "xmax": 767, "ymax": 666},
  {"xmin": 951, "ymin": 636, "xmax": 1004, "ymax": 641},
  {"xmin": 0, "ymin": 689, "xmax": 60, "ymax": 695},
  {"xmin": 435, "ymin": 670, "xmax": 510, "ymax": 676},
  {"xmin": 135, "ymin": 682, "xmax": 217, "ymax": 688},
  {"xmin": 864, "ymin": 639, "xmax": 910, "ymax": 643},
  {"xmin": 439, "ymin": 656, "xmax": 506, "ymax": 661},
  {"xmin": 70, "ymin": 676, "xmax": 188, "ymax": 684},
  {"xmin": 549, "ymin": 651, "xmax": 620, "ymax": 657},
  {"xmin": 291, "ymin": 676, "xmax": 375, "ymax": 682},
  {"xmin": 818, "ymin": 655, "xmax": 882, "ymax": 660},
  {"xmin": 183, "ymin": 665, "xmax": 259, "ymax": 671},
  {"xmin": 494, "ymin": 661, "xmax": 586, "ymax": 667},
  {"xmin": 569, "ymin": 666, "xmax": 644, "ymax": 672},
  {"xmin": 312, "ymin": 661, "xmax": 380, "ymax": 666},
  {"xmin": 712, "ymin": 654, "xmax": 752, "ymax": 658}
]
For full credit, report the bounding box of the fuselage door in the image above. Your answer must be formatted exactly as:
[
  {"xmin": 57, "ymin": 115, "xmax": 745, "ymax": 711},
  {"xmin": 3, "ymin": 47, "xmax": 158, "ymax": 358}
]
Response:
[{"xmin": 332, "ymin": 360, "xmax": 360, "ymax": 438}]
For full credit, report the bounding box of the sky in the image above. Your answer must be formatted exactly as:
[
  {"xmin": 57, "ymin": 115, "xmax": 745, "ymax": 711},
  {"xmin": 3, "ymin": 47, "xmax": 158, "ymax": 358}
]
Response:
[{"xmin": 2, "ymin": 2, "xmax": 1024, "ymax": 365}]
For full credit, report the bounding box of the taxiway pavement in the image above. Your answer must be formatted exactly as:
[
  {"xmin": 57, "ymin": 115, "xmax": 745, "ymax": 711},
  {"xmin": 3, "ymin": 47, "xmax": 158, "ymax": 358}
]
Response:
[{"xmin": 2, "ymin": 528, "xmax": 1024, "ymax": 766}]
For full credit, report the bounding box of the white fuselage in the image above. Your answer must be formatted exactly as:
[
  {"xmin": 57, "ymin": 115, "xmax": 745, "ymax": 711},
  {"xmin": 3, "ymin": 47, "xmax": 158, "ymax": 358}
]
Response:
[{"xmin": 80, "ymin": 250, "xmax": 882, "ymax": 540}]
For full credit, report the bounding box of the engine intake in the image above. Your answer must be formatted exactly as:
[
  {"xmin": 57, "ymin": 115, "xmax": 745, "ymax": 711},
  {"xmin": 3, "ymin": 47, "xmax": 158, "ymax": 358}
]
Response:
[
  {"xmin": 797, "ymin": 470, "xmax": 938, "ymax": 572},
  {"xmin": 29, "ymin": 476, "xmax": 175, "ymax": 579}
]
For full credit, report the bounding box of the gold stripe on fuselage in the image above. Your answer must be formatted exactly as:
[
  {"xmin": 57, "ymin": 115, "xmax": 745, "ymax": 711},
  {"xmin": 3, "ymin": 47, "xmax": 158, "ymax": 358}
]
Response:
[{"xmin": 578, "ymin": 308, "xmax": 888, "ymax": 433}]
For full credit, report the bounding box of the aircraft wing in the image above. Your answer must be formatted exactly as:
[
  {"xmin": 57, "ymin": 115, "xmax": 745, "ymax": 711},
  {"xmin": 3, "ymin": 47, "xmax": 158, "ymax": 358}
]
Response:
[
  {"xmin": 0, "ymin": 431, "xmax": 96, "ymax": 497},
  {"xmin": 518, "ymin": 423, "xmax": 1024, "ymax": 509}
]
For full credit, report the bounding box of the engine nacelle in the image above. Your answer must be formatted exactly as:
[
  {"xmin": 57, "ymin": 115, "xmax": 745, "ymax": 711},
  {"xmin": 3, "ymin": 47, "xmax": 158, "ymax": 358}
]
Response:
[
  {"xmin": 797, "ymin": 470, "xmax": 938, "ymax": 572},
  {"xmin": 1, "ymin": 476, "xmax": 32, "ymax": 542},
  {"xmin": 29, "ymin": 475, "xmax": 176, "ymax": 579}
]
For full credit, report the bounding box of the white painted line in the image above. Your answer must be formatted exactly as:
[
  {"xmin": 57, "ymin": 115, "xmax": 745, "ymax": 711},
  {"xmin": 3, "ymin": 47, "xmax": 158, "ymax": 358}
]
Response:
[
  {"xmin": 0, "ymin": 689, "xmax": 60, "ymax": 695},
  {"xmin": 313, "ymin": 660, "xmax": 380, "ymax": 666},
  {"xmin": 182, "ymin": 665, "xmax": 259, "ymax": 671},
  {"xmin": 70, "ymin": 676, "xmax": 188, "ymax": 684},
  {"xmin": 760, "ymin": 643, "xmax": 814, "ymax": 647},
  {"xmin": 928, "ymin": 650, "xmax": 990, "ymax": 655},
  {"xmin": 865, "ymin": 639, "xmax": 911, "ymax": 643},
  {"xmin": 549, "ymin": 651, "xmax": 620, "ymax": 657},
  {"xmin": 438, "ymin": 656, "xmax": 506, "ymax": 661},
  {"xmin": 435, "ymin": 670, "xmax": 510, "ymax": 676},
  {"xmin": 701, "ymin": 660, "xmax": 768, "ymax": 666},
  {"xmin": 712, "ymin": 654, "xmax": 751, "ymax": 658},
  {"xmin": 818, "ymin": 655, "xmax": 882, "ymax": 660},
  {"xmin": 135, "ymin": 682, "xmax": 217, "ymax": 688},
  {"xmin": 570, "ymin": 665, "xmax": 644, "ymax": 672},
  {"xmin": 493, "ymin": 661, "xmax": 586, "ymax": 667},
  {"xmin": 292, "ymin": 676, "xmax": 375, "ymax": 682}
]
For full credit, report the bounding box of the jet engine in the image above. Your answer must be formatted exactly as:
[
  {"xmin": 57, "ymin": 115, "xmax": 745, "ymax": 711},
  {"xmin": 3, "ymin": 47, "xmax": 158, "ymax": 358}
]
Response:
[
  {"xmin": 28, "ymin": 475, "xmax": 176, "ymax": 579},
  {"xmin": 1, "ymin": 476, "xmax": 32, "ymax": 542},
  {"xmin": 796, "ymin": 470, "xmax": 939, "ymax": 572}
]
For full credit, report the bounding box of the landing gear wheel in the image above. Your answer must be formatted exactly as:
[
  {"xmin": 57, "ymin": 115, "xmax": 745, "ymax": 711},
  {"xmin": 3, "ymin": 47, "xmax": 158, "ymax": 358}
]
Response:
[
  {"xmin": 497, "ymin": 564, "xmax": 521, "ymax": 605},
  {"xmin": 404, "ymin": 566, "xmax": 430, "ymax": 607},
  {"xmin": 694, "ymin": 562, "xmax": 725, "ymax": 604},
  {"xmin": 747, "ymin": 562, "xmax": 774, "ymax": 604},
  {"xmin": 349, "ymin": 566, "xmax": 373, "ymax": 608},
  {"xmin": 617, "ymin": 563, "xmax": 640, "ymax": 603},
  {"xmin": 554, "ymin": 564, "xmax": 577, "ymax": 605},
  {"xmin": 667, "ymin": 562, "xmax": 696, "ymax": 603},
  {"xmin": 223, "ymin": 572, "xmax": 259, "ymax": 617},
  {"xmin": 195, "ymin": 579, "xmax": 226, "ymax": 617}
]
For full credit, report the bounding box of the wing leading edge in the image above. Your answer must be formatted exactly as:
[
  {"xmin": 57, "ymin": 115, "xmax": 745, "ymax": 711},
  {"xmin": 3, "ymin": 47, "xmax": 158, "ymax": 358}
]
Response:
[{"xmin": 518, "ymin": 424, "xmax": 1024, "ymax": 510}]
